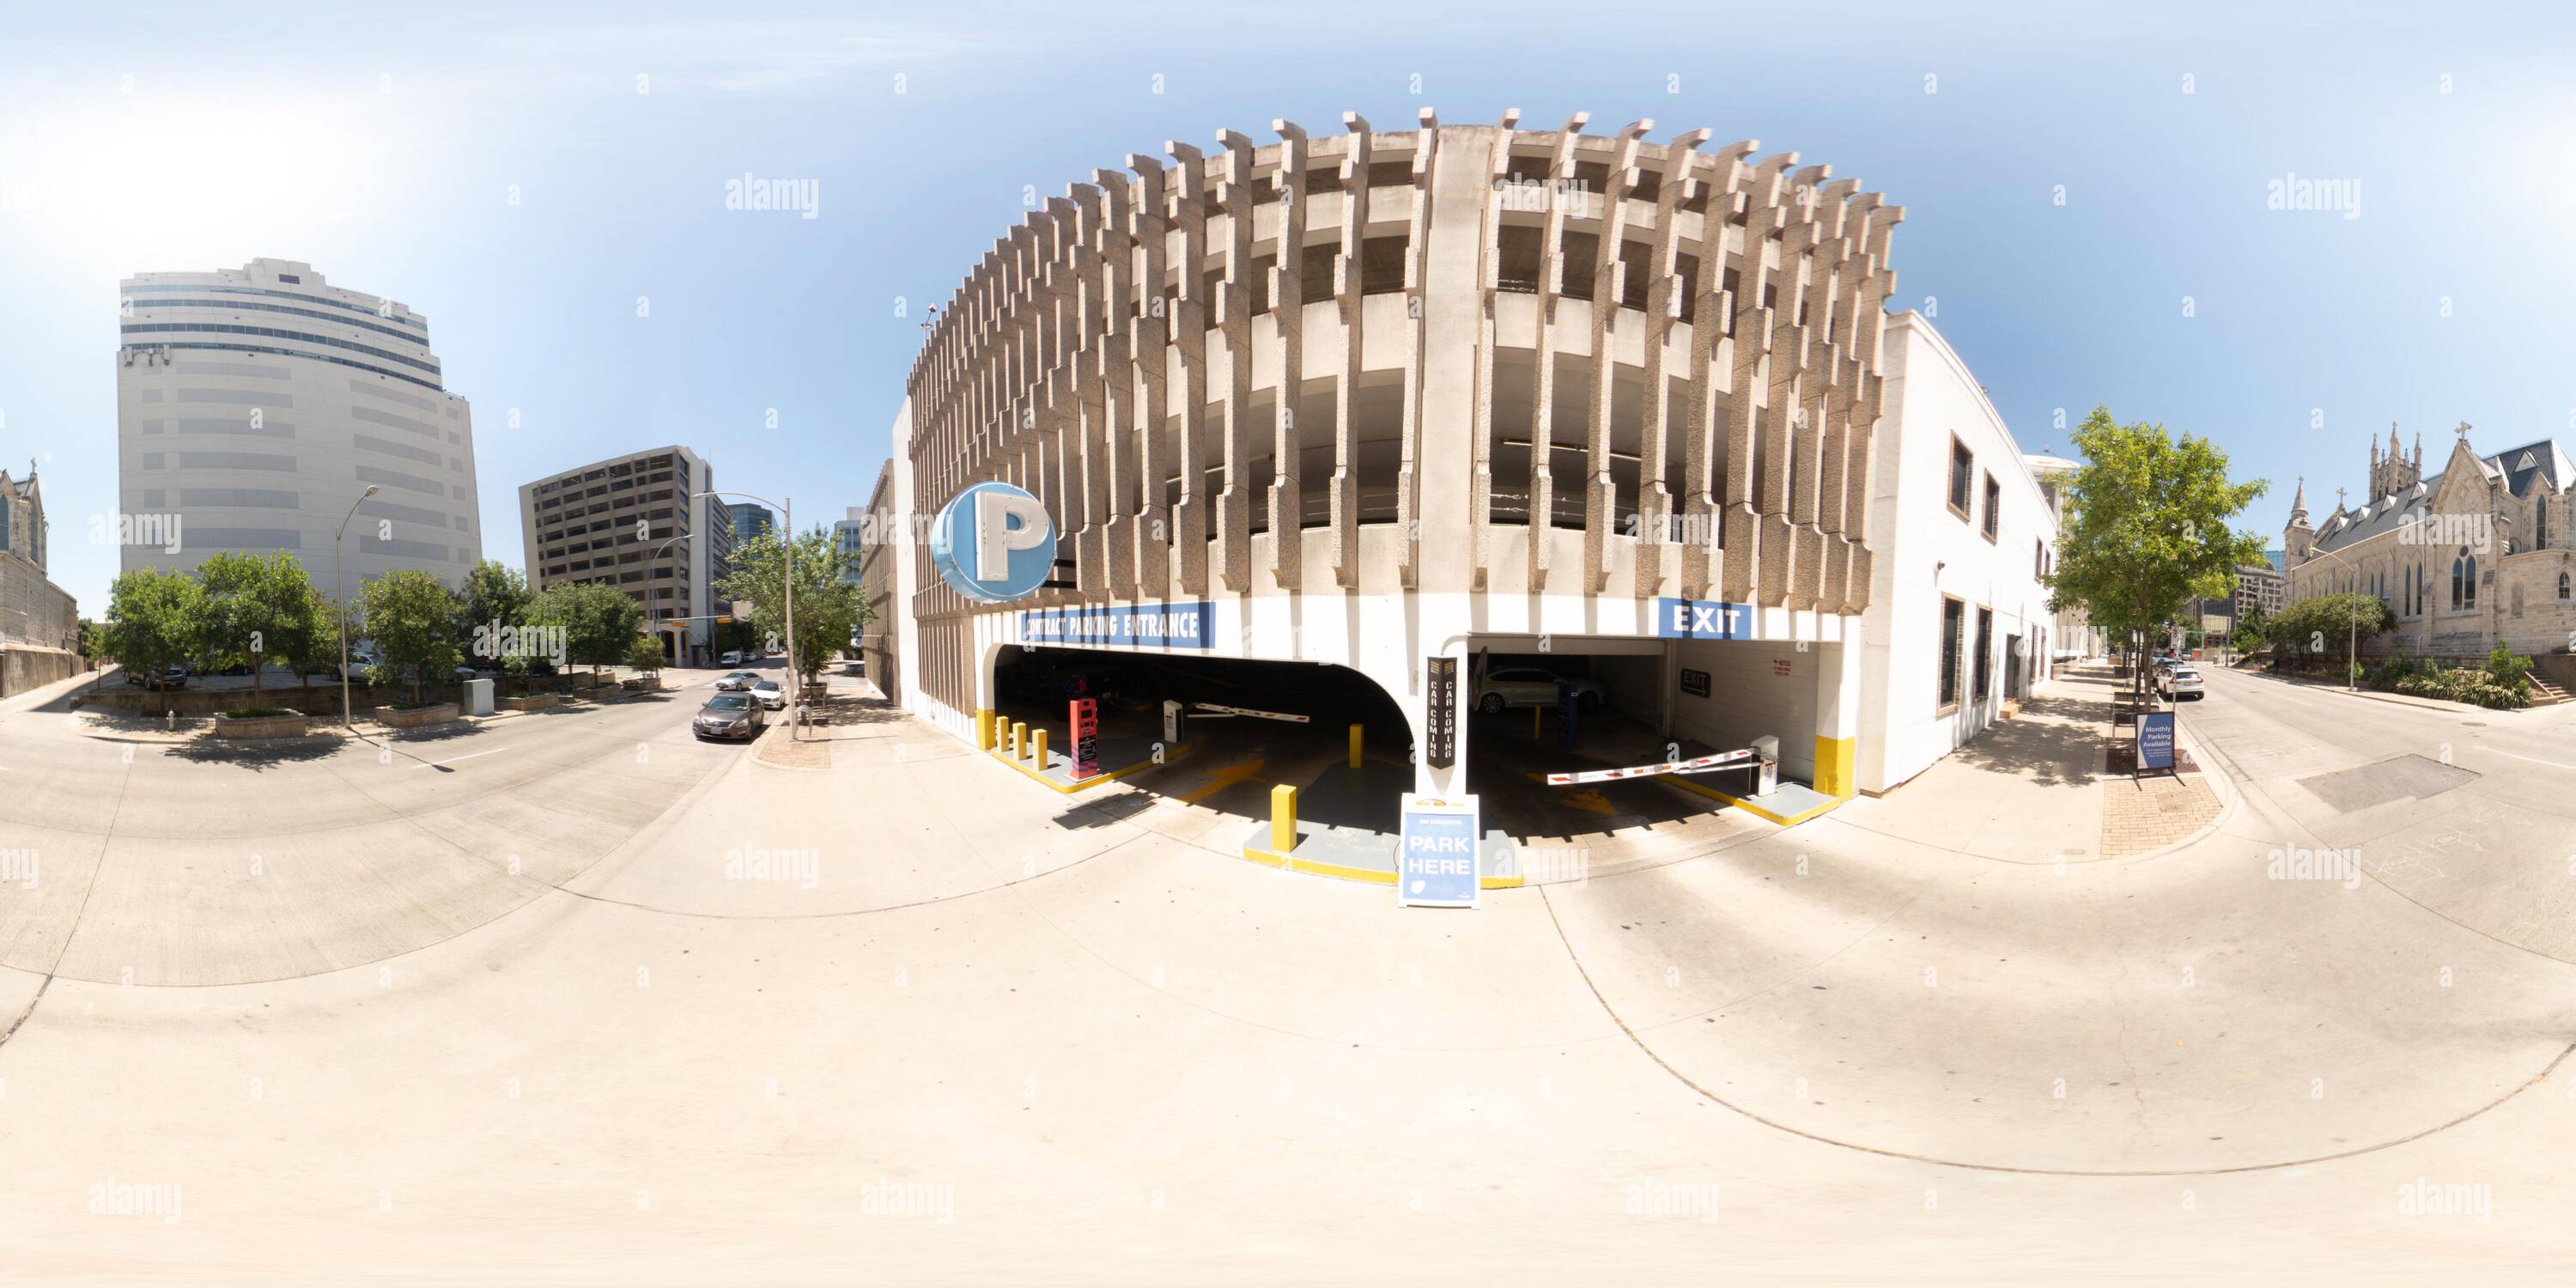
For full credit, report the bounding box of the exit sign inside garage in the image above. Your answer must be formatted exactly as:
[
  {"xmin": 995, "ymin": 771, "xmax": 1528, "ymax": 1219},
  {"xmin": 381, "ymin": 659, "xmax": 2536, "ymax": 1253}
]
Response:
[{"xmin": 1655, "ymin": 598, "xmax": 1754, "ymax": 640}]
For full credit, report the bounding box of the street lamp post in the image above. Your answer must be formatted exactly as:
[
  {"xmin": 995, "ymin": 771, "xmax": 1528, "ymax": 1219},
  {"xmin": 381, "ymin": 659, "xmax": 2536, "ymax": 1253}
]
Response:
[
  {"xmin": 2298, "ymin": 544, "xmax": 2366, "ymax": 692},
  {"xmin": 335, "ymin": 485, "xmax": 381, "ymax": 728},
  {"xmin": 694, "ymin": 491, "xmax": 797, "ymax": 739}
]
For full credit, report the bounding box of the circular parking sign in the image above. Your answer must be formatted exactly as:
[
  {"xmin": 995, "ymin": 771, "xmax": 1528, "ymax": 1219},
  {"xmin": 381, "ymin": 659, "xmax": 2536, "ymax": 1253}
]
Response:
[{"xmin": 928, "ymin": 481, "xmax": 1055, "ymax": 604}]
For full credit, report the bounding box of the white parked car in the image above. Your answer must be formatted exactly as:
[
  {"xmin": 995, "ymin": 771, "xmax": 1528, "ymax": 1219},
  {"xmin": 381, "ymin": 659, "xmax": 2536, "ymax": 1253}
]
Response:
[
  {"xmin": 2160, "ymin": 665, "xmax": 2206, "ymax": 702},
  {"xmin": 1473, "ymin": 665, "xmax": 1607, "ymax": 714},
  {"xmin": 713, "ymin": 671, "xmax": 759, "ymax": 692},
  {"xmin": 720, "ymin": 650, "xmax": 745, "ymax": 666},
  {"xmin": 749, "ymin": 679, "xmax": 786, "ymax": 710}
]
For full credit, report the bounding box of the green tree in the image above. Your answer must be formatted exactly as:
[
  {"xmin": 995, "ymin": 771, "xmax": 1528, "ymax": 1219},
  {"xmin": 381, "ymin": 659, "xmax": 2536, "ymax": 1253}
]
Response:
[
  {"xmin": 457, "ymin": 560, "xmax": 532, "ymax": 659},
  {"xmin": 2269, "ymin": 592, "xmax": 2395, "ymax": 681},
  {"xmin": 623, "ymin": 633, "xmax": 668, "ymax": 675},
  {"xmin": 528, "ymin": 580, "xmax": 642, "ymax": 682},
  {"xmin": 359, "ymin": 569, "xmax": 462, "ymax": 706},
  {"xmin": 192, "ymin": 550, "xmax": 328, "ymax": 706},
  {"xmin": 710, "ymin": 616, "xmax": 757, "ymax": 659},
  {"xmin": 717, "ymin": 524, "xmax": 869, "ymax": 691},
  {"xmin": 2229, "ymin": 605, "xmax": 2270, "ymax": 657},
  {"xmin": 2044, "ymin": 407, "xmax": 2270, "ymax": 698},
  {"xmin": 100, "ymin": 567, "xmax": 204, "ymax": 715},
  {"xmin": 76, "ymin": 617, "xmax": 101, "ymax": 661}
]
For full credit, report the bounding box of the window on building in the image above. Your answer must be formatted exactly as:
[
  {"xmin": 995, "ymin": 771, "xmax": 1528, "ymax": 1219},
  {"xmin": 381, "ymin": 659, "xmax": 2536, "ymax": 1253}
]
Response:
[
  {"xmin": 1938, "ymin": 597, "xmax": 1965, "ymax": 713},
  {"xmin": 1981, "ymin": 474, "xmax": 2000, "ymax": 540},
  {"xmin": 1971, "ymin": 606, "xmax": 1994, "ymax": 703},
  {"xmin": 2560, "ymin": 571, "xmax": 2571, "ymax": 600},
  {"xmin": 2538, "ymin": 502, "xmax": 2550, "ymax": 550},
  {"xmin": 2034, "ymin": 538, "xmax": 2046, "ymax": 580},
  {"xmin": 1947, "ymin": 438, "xmax": 1973, "ymax": 519}
]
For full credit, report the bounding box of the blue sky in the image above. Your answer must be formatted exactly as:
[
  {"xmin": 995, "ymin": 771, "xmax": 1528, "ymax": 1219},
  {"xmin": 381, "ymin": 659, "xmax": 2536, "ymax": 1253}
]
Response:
[{"xmin": 5, "ymin": 0, "xmax": 2573, "ymax": 611}]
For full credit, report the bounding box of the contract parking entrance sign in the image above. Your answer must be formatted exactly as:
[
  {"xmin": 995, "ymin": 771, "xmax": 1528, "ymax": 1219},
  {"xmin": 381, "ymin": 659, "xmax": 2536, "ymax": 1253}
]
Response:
[{"xmin": 1398, "ymin": 794, "xmax": 1481, "ymax": 909}]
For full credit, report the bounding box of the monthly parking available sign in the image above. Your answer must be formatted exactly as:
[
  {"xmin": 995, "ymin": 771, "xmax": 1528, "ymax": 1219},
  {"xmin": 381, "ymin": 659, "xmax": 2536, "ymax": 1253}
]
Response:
[{"xmin": 1398, "ymin": 794, "xmax": 1481, "ymax": 909}]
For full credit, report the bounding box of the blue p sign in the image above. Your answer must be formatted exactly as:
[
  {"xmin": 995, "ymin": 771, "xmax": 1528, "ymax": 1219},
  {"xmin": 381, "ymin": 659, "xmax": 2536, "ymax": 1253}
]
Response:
[{"xmin": 929, "ymin": 482, "xmax": 1055, "ymax": 604}]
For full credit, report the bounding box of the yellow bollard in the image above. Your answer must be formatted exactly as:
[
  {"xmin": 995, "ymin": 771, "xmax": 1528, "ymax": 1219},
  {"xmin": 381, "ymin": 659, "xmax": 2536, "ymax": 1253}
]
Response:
[
  {"xmin": 975, "ymin": 708, "xmax": 996, "ymax": 751},
  {"xmin": 1012, "ymin": 721, "xmax": 1028, "ymax": 760},
  {"xmin": 1270, "ymin": 783, "xmax": 1298, "ymax": 855},
  {"xmin": 1032, "ymin": 728, "xmax": 1048, "ymax": 772}
]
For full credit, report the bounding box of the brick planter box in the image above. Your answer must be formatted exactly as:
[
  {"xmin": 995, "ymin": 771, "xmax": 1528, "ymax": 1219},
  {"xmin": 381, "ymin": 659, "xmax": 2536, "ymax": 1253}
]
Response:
[
  {"xmin": 212, "ymin": 711, "xmax": 309, "ymax": 740},
  {"xmin": 374, "ymin": 702, "xmax": 460, "ymax": 730},
  {"xmin": 499, "ymin": 695, "xmax": 561, "ymax": 712}
]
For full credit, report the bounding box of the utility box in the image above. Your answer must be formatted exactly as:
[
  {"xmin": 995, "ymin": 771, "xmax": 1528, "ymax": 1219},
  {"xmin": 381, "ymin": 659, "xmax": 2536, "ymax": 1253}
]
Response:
[
  {"xmin": 463, "ymin": 678, "xmax": 495, "ymax": 717},
  {"xmin": 1750, "ymin": 734, "xmax": 1780, "ymax": 797},
  {"xmin": 1162, "ymin": 698, "xmax": 1186, "ymax": 747}
]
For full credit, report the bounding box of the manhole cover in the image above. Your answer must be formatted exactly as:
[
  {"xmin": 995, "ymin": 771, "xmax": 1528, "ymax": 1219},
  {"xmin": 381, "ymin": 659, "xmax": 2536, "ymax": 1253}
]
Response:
[{"xmin": 2294, "ymin": 754, "xmax": 2479, "ymax": 812}]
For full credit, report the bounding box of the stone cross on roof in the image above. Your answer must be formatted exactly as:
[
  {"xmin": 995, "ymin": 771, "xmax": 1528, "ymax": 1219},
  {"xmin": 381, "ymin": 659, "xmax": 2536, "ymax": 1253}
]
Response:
[{"xmin": 2457, "ymin": 419, "xmax": 2473, "ymax": 439}]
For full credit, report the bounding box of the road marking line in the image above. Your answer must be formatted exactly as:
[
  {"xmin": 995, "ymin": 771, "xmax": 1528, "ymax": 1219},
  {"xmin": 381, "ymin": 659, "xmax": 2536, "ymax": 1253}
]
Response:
[
  {"xmin": 2482, "ymin": 748, "xmax": 2576, "ymax": 772},
  {"xmin": 414, "ymin": 747, "xmax": 510, "ymax": 769}
]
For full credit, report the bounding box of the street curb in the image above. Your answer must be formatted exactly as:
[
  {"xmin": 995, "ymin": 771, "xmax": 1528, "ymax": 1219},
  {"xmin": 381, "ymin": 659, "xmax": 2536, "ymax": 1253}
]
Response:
[{"xmin": 2222, "ymin": 665, "xmax": 2518, "ymax": 717}]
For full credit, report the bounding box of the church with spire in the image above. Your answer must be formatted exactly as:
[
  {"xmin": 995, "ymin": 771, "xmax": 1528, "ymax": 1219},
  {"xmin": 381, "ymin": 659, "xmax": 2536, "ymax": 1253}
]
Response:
[
  {"xmin": 2282, "ymin": 422, "xmax": 2576, "ymax": 659},
  {"xmin": 3, "ymin": 456, "xmax": 85, "ymax": 698}
]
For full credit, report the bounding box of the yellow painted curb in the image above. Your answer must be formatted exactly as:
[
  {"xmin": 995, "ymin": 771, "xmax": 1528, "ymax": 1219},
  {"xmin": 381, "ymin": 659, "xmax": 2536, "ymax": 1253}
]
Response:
[
  {"xmin": 1658, "ymin": 772, "xmax": 1850, "ymax": 827},
  {"xmin": 988, "ymin": 740, "xmax": 1192, "ymax": 794},
  {"xmin": 1236, "ymin": 841, "xmax": 1525, "ymax": 889}
]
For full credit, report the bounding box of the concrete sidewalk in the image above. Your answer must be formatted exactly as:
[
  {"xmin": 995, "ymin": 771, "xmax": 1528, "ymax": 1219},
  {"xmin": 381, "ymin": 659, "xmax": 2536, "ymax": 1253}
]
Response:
[{"xmin": 1832, "ymin": 663, "xmax": 2226, "ymax": 862}]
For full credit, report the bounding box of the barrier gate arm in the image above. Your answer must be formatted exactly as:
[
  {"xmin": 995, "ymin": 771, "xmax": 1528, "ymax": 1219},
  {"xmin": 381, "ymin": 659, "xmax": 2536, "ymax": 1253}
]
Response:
[
  {"xmin": 1543, "ymin": 747, "xmax": 1759, "ymax": 786},
  {"xmin": 1190, "ymin": 702, "xmax": 1313, "ymax": 724}
]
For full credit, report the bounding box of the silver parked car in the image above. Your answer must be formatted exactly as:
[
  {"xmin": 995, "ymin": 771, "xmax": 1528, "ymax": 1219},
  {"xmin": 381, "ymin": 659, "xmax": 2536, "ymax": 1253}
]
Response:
[
  {"xmin": 2159, "ymin": 665, "xmax": 2207, "ymax": 702},
  {"xmin": 1473, "ymin": 665, "xmax": 1607, "ymax": 714},
  {"xmin": 712, "ymin": 671, "xmax": 760, "ymax": 692},
  {"xmin": 693, "ymin": 693, "xmax": 766, "ymax": 740}
]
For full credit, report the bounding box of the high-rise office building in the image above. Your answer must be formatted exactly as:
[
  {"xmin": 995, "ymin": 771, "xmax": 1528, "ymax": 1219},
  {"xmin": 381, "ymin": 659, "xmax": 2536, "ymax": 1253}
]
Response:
[
  {"xmin": 518, "ymin": 447, "xmax": 722, "ymax": 664},
  {"xmin": 116, "ymin": 258, "xmax": 483, "ymax": 590},
  {"xmin": 726, "ymin": 501, "xmax": 775, "ymax": 545}
]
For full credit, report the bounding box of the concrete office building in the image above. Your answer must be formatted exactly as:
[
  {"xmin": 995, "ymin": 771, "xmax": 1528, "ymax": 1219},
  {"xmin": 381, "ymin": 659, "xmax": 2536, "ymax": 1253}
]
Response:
[
  {"xmin": 879, "ymin": 109, "xmax": 1917, "ymax": 817},
  {"xmin": 116, "ymin": 258, "xmax": 482, "ymax": 589},
  {"xmin": 518, "ymin": 447, "xmax": 723, "ymax": 665},
  {"xmin": 2, "ymin": 461, "xmax": 82, "ymax": 697}
]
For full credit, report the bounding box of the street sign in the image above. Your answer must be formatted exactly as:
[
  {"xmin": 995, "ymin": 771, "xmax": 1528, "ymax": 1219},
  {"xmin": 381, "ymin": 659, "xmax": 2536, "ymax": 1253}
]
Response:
[
  {"xmin": 1069, "ymin": 698, "xmax": 1099, "ymax": 781},
  {"xmin": 1425, "ymin": 657, "xmax": 1457, "ymax": 769},
  {"xmin": 2136, "ymin": 711, "xmax": 2176, "ymax": 772},
  {"xmin": 1397, "ymin": 794, "xmax": 1480, "ymax": 909}
]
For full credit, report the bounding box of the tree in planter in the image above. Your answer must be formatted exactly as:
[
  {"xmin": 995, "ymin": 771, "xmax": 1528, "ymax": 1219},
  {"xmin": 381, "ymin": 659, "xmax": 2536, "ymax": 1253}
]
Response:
[
  {"xmin": 291, "ymin": 599, "xmax": 355, "ymax": 689},
  {"xmin": 2230, "ymin": 605, "xmax": 2270, "ymax": 658},
  {"xmin": 457, "ymin": 559, "xmax": 532, "ymax": 657},
  {"xmin": 192, "ymin": 550, "xmax": 328, "ymax": 708},
  {"xmin": 623, "ymin": 632, "xmax": 669, "ymax": 682},
  {"xmin": 528, "ymin": 580, "xmax": 642, "ymax": 686},
  {"xmin": 717, "ymin": 525, "xmax": 868, "ymax": 700},
  {"xmin": 2044, "ymin": 406, "xmax": 2270, "ymax": 701},
  {"xmin": 359, "ymin": 569, "xmax": 463, "ymax": 707},
  {"xmin": 100, "ymin": 567, "xmax": 204, "ymax": 716}
]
